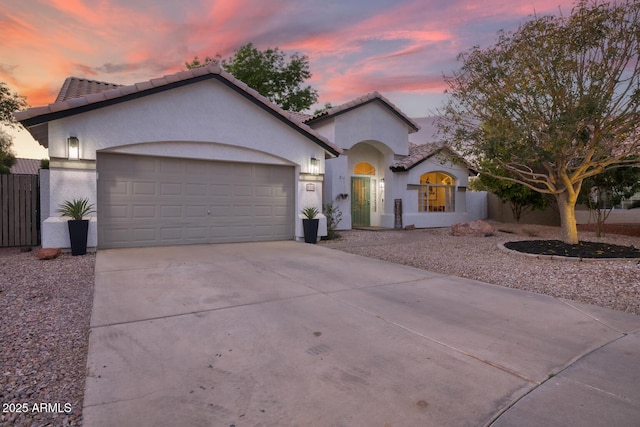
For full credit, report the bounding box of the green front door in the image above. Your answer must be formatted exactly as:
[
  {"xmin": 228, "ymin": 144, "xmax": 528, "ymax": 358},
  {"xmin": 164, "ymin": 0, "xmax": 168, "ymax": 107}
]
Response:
[{"xmin": 351, "ymin": 177, "xmax": 371, "ymax": 227}]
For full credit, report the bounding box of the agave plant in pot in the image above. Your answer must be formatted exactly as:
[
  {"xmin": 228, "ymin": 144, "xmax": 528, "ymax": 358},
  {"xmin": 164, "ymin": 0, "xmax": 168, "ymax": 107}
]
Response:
[
  {"xmin": 301, "ymin": 206, "xmax": 320, "ymax": 244},
  {"xmin": 58, "ymin": 198, "xmax": 95, "ymax": 256}
]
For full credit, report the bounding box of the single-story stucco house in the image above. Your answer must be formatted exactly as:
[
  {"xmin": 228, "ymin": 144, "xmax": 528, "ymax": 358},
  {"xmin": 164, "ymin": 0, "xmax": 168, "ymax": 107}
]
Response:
[{"xmin": 15, "ymin": 64, "xmax": 477, "ymax": 250}]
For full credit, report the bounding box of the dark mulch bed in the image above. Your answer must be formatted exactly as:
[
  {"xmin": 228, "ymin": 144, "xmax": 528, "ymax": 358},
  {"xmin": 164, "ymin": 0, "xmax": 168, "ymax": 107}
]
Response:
[{"xmin": 504, "ymin": 240, "xmax": 640, "ymax": 258}]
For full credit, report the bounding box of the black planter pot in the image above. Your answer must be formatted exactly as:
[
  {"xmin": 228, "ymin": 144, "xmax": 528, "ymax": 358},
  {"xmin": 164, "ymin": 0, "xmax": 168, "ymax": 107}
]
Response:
[
  {"xmin": 68, "ymin": 220, "xmax": 89, "ymax": 256},
  {"xmin": 302, "ymin": 218, "xmax": 319, "ymax": 244}
]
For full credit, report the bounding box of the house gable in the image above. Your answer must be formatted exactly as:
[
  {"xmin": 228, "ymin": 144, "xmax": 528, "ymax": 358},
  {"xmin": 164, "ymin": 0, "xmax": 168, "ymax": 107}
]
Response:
[
  {"xmin": 305, "ymin": 92, "xmax": 419, "ymax": 155},
  {"xmin": 45, "ymin": 78, "xmax": 332, "ymax": 171},
  {"xmin": 305, "ymin": 92, "xmax": 419, "ymax": 133}
]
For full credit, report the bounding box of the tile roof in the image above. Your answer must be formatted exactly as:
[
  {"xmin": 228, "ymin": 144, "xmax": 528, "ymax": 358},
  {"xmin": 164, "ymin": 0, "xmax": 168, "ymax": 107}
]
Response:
[
  {"xmin": 390, "ymin": 142, "xmax": 475, "ymax": 172},
  {"xmin": 287, "ymin": 111, "xmax": 313, "ymax": 122},
  {"xmin": 304, "ymin": 92, "xmax": 420, "ymax": 133},
  {"xmin": 10, "ymin": 158, "xmax": 41, "ymax": 175},
  {"xmin": 14, "ymin": 65, "xmax": 342, "ymax": 156},
  {"xmin": 55, "ymin": 77, "xmax": 123, "ymax": 102}
]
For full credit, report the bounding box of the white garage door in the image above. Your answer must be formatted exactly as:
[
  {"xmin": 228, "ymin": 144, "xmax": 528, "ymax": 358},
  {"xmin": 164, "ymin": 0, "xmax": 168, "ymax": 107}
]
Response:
[{"xmin": 97, "ymin": 153, "xmax": 295, "ymax": 249}]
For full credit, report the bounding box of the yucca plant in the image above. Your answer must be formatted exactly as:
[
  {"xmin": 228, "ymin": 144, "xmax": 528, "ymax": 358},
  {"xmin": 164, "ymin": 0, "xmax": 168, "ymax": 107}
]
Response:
[
  {"xmin": 301, "ymin": 206, "xmax": 319, "ymax": 219},
  {"xmin": 57, "ymin": 198, "xmax": 95, "ymax": 220}
]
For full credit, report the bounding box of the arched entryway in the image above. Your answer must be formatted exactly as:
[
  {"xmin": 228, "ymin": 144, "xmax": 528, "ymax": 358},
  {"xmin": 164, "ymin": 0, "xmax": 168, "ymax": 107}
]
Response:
[
  {"xmin": 349, "ymin": 141, "xmax": 392, "ymax": 227},
  {"xmin": 352, "ymin": 162, "xmax": 375, "ymax": 226}
]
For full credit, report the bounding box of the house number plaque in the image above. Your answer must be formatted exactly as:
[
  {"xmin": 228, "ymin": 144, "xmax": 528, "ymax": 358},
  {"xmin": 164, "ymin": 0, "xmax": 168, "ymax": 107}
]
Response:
[{"xmin": 306, "ymin": 183, "xmax": 316, "ymax": 191}]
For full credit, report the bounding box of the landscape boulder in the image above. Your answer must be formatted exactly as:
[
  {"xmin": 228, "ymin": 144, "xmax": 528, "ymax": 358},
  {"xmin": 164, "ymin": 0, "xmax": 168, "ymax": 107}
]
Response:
[
  {"xmin": 450, "ymin": 220, "xmax": 496, "ymax": 237},
  {"xmin": 36, "ymin": 248, "xmax": 61, "ymax": 260}
]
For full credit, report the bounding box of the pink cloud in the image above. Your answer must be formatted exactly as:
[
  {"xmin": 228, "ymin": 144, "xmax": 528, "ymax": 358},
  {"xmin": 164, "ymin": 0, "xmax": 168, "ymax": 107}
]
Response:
[{"xmin": 2, "ymin": 0, "xmax": 578, "ymax": 113}]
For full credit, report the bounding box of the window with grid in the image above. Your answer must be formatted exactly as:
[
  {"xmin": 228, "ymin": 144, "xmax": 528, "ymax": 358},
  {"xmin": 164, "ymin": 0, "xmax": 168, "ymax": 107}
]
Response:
[{"xmin": 418, "ymin": 172, "xmax": 455, "ymax": 212}]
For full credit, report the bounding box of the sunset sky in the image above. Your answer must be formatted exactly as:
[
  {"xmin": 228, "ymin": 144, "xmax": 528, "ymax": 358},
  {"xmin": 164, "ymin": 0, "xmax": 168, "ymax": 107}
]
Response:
[{"xmin": 1, "ymin": 0, "xmax": 576, "ymax": 158}]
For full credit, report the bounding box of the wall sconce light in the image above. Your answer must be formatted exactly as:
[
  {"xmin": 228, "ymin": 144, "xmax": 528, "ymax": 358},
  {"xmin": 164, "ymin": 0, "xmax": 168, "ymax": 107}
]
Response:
[
  {"xmin": 379, "ymin": 178, "xmax": 385, "ymax": 190},
  {"xmin": 310, "ymin": 157, "xmax": 319, "ymax": 175},
  {"xmin": 67, "ymin": 137, "xmax": 80, "ymax": 160}
]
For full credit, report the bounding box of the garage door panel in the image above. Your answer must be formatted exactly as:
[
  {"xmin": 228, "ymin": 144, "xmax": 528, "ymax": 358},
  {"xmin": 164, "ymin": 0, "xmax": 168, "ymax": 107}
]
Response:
[
  {"xmin": 232, "ymin": 205, "xmax": 253, "ymax": 217},
  {"xmin": 102, "ymin": 204, "xmax": 128, "ymax": 220},
  {"xmin": 185, "ymin": 226, "xmax": 208, "ymax": 238},
  {"xmin": 233, "ymin": 185, "xmax": 252, "ymax": 197},
  {"xmin": 133, "ymin": 205, "xmax": 157, "ymax": 219},
  {"xmin": 98, "ymin": 154, "xmax": 294, "ymax": 248},
  {"xmin": 100, "ymin": 228, "xmax": 130, "ymax": 245},
  {"xmin": 209, "ymin": 184, "xmax": 231, "ymax": 196},
  {"xmin": 185, "ymin": 206, "xmax": 208, "ymax": 218},
  {"xmin": 130, "ymin": 157, "xmax": 156, "ymax": 173},
  {"xmin": 254, "ymin": 205, "xmax": 273, "ymax": 217},
  {"xmin": 160, "ymin": 205, "xmax": 182, "ymax": 218},
  {"xmin": 254, "ymin": 185, "xmax": 274, "ymax": 197},
  {"xmin": 103, "ymin": 180, "xmax": 129, "ymax": 195},
  {"xmin": 186, "ymin": 183, "xmax": 207, "ymax": 196},
  {"xmin": 159, "ymin": 227, "xmax": 182, "ymax": 240},
  {"xmin": 209, "ymin": 205, "xmax": 231, "ymax": 216},
  {"xmin": 132, "ymin": 181, "xmax": 156, "ymax": 196},
  {"xmin": 160, "ymin": 183, "xmax": 182, "ymax": 195},
  {"xmin": 132, "ymin": 228, "xmax": 157, "ymax": 242}
]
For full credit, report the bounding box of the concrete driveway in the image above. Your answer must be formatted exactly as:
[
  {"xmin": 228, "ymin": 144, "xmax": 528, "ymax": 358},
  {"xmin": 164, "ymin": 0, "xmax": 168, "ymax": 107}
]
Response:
[{"xmin": 83, "ymin": 242, "xmax": 640, "ymax": 426}]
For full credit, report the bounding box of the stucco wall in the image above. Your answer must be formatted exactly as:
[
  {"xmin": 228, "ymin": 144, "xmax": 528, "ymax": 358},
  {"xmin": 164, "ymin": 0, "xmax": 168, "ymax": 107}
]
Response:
[
  {"xmin": 324, "ymin": 155, "xmax": 351, "ymax": 227},
  {"xmin": 296, "ymin": 176, "xmax": 327, "ymax": 242},
  {"xmin": 41, "ymin": 79, "xmax": 330, "ymax": 248},
  {"xmin": 390, "ymin": 157, "xmax": 472, "ymax": 229},
  {"xmin": 487, "ymin": 193, "xmax": 560, "ymax": 226},
  {"xmin": 333, "ymin": 102, "xmax": 411, "ymax": 155},
  {"xmin": 47, "ymin": 81, "xmax": 326, "ymax": 173},
  {"xmin": 43, "ymin": 169, "xmax": 98, "ymax": 249},
  {"xmin": 575, "ymin": 208, "xmax": 640, "ymax": 224}
]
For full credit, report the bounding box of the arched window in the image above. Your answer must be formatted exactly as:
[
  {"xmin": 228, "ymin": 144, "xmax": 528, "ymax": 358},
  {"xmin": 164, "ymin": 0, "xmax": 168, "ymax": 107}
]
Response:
[
  {"xmin": 419, "ymin": 172, "xmax": 455, "ymax": 212},
  {"xmin": 354, "ymin": 162, "xmax": 375, "ymax": 175}
]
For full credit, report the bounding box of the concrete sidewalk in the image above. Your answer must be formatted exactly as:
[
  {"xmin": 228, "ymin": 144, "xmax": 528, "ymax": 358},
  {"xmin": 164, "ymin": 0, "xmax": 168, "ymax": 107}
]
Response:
[{"xmin": 83, "ymin": 242, "xmax": 640, "ymax": 426}]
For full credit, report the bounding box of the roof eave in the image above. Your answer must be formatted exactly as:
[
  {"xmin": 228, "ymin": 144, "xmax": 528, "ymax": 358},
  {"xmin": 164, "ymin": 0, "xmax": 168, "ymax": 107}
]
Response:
[
  {"xmin": 15, "ymin": 72, "xmax": 342, "ymax": 157},
  {"xmin": 390, "ymin": 147, "xmax": 475, "ymax": 174}
]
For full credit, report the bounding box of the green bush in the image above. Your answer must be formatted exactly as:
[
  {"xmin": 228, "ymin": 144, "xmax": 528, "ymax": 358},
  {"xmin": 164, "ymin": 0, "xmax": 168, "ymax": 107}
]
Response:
[{"xmin": 322, "ymin": 203, "xmax": 342, "ymax": 240}]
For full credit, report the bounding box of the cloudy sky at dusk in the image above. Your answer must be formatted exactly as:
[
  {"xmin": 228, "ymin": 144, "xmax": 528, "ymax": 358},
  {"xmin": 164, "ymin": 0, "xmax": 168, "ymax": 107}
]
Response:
[{"xmin": 1, "ymin": 0, "xmax": 576, "ymax": 158}]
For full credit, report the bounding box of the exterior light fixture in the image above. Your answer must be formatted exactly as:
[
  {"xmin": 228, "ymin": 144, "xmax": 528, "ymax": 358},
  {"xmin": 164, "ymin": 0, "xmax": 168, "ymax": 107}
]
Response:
[
  {"xmin": 310, "ymin": 157, "xmax": 319, "ymax": 175},
  {"xmin": 67, "ymin": 137, "xmax": 80, "ymax": 160},
  {"xmin": 379, "ymin": 178, "xmax": 385, "ymax": 190}
]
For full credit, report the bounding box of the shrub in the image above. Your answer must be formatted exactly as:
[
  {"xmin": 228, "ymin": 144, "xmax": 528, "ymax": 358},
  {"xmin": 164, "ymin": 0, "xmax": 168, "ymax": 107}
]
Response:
[{"xmin": 322, "ymin": 203, "xmax": 342, "ymax": 240}]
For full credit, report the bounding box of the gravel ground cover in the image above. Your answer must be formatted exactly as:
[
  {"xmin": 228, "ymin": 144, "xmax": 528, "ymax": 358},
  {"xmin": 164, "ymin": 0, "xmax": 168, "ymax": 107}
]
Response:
[
  {"xmin": 320, "ymin": 222, "xmax": 640, "ymax": 315},
  {"xmin": 0, "ymin": 248, "xmax": 95, "ymax": 427}
]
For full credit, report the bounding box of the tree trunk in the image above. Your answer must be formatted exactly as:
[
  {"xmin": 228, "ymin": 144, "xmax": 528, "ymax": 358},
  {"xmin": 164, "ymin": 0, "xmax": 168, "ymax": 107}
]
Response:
[{"xmin": 556, "ymin": 192, "xmax": 579, "ymax": 244}]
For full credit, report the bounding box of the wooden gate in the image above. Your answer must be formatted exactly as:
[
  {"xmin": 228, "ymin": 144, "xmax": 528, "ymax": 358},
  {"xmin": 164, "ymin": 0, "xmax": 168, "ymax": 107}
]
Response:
[{"xmin": 0, "ymin": 174, "xmax": 40, "ymax": 247}]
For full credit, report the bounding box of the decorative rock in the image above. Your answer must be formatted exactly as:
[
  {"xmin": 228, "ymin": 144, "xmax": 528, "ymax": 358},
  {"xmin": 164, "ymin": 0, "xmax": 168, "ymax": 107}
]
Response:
[
  {"xmin": 450, "ymin": 220, "xmax": 496, "ymax": 237},
  {"xmin": 36, "ymin": 248, "xmax": 62, "ymax": 260},
  {"xmin": 404, "ymin": 224, "xmax": 416, "ymax": 231}
]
